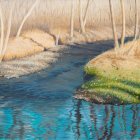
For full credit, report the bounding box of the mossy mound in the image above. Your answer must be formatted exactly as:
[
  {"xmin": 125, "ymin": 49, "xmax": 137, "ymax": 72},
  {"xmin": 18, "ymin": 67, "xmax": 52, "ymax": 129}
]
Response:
[{"xmin": 75, "ymin": 40, "xmax": 140, "ymax": 105}]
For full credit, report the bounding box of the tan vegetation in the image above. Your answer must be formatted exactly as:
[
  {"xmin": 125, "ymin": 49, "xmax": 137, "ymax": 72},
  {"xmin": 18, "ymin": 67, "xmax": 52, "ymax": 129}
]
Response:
[
  {"xmin": 86, "ymin": 38, "xmax": 140, "ymax": 74},
  {"xmin": 22, "ymin": 29, "xmax": 55, "ymax": 49},
  {"xmin": 0, "ymin": 0, "xmax": 139, "ymax": 36},
  {"xmin": 2, "ymin": 29, "xmax": 56, "ymax": 61},
  {"xmin": 0, "ymin": 46, "xmax": 65, "ymax": 78},
  {"xmin": 86, "ymin": 41, "xmax": 140, "ymax": 80},
  {"xmin": 0, "ymin": 0, "xmax": 139, "ymax": 62},
  {"xmin": 3, "ymin": 37, "xmax": 44, "ymax": 61},
  {"xmin": 16, "ymin": 0, "xmax": 38, "ymax": 37}
]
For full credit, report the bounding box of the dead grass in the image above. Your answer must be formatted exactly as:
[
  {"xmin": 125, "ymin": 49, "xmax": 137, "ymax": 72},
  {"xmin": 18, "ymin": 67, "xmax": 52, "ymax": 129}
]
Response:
[
  {"xmin": 0, "ymin": 0, "xmax": 138, "ymax": 61},
  {"xmin": 22, "ymin": 29, "xmax": 55, "ymax": 48},
  {"xmin": 1, "ymin": 0, "xmax": 140, "ymax": 36},
  {"xmin": 0, "ymin": 25, "xmax": 135, "ymax": 61},
  {"xmin": 53, "ymin": 26, "xmax": 134, "ymax": 44},
  {"xmin": 0, "ymin": 46, "xmax": 67, "ymax": 78},
  {"xmin": 0, "ymin": 29, "xmax": 56, "ymax": 61},
  {"xmin": 86, "ymin": 39, "xmax": 140, "ymax": 80},
  {"xmin": 2, "ymin": 37, "xmax": 44, "ymax": 61}
]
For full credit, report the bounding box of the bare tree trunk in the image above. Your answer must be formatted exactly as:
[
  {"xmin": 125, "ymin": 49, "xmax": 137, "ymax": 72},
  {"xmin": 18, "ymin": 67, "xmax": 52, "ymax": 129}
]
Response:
[
  {"xmin": 55, "ymin": 32, "xmax": 60, "ymax": 46},
  {"xmin": 120, "ymin": 0, "xmax": 126, "ymax": 46},
  {"xmin": 134, "ymin": 0, "xmax": 139, "ymax": 40},
  {"xmin": 2, "ymin": 2, "xmax": 15, "ymax": 55},
  {"xmin": 79, "ymin": 0, "xmax": 85, "ymax": 33},
  {"xmin": 0, "ymin": 3, "xmax": 4, "ymax": 57},
  {"xmin": 0, "ymin": 1, "xmax": 15, "ymax": 62},
  {"xmin": 83, "ymin": 0, "xmax": 91, "ymax": 27},
  {"xmin": 129, "ymin": 0, "xmax": 133, "ymax": 25},
  {"xmin": 70, "ymin": 0, "xmax": 74, "ymax": 39},
  {"xmin": 109, "ymin": 0, "xmax": 119, "ymax": 49},
  {"xmin": 16, "ymin": 0, "xmax": 38, "ymax": 38}
]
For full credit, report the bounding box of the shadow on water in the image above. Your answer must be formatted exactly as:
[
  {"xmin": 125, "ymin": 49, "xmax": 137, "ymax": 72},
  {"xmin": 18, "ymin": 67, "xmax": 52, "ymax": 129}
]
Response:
[{"xmin": 0, "ymin": 40, "xmax": 139, "ymax": 139}]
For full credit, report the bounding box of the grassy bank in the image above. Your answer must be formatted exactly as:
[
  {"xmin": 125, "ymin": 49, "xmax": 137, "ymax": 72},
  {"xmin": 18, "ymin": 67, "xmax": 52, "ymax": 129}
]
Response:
[
  {"xmin": 75, "ymin": 68, "xmax": 140, "ymax": 104},
  {"xmin": 81, "ymin": 69, "xmax": 140, "ymax": 104},
  {"xmin": 75, "ymin": 40, "xmax": 140, "ymax": 105}
]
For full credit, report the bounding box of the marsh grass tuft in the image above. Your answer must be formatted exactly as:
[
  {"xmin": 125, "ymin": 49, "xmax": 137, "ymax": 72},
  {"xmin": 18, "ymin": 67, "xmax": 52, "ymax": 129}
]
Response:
[{"xmin": 80, "ymin": 75, "xmax": 140, "ymax": 104}]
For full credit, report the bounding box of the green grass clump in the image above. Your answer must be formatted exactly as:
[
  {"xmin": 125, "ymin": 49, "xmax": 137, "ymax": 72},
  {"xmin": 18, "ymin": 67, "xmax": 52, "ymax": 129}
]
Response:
[
  {"xmin": 84, "ymin": 66, "xmax": 99, "ymax": 76},
  {"xmin": 80, "ymin": 67, "xmax": 140, "ymax": 104}
]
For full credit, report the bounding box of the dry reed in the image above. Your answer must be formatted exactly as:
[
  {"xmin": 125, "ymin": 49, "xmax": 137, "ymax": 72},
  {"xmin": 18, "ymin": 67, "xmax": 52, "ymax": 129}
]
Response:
[
  {"xmin": 1, "ymin": 0, "xmax": 139, "ymax": 36},
  {"xmin": 16, "ymin": 0, "xmax": 39, "ymax": 37},
  {"xmin": 0, "ymin": 0, "xmax": 140, "ymax": 61}
]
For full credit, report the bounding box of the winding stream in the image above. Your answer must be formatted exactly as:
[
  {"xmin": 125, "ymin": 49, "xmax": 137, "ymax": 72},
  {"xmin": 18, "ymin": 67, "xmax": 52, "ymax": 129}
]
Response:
[{"xmin": 0, "ymin": 42, "xmax": 139, "ymax": 139}]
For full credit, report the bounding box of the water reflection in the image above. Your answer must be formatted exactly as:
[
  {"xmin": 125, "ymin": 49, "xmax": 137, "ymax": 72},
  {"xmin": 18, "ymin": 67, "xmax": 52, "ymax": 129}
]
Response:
[
  {"xmin": 0, "ymin": 100, "xmax": 139, "ymax": 139},
  {"xmin": 131, "ymin": 105, "xmax": 139, "ymax": 139}
]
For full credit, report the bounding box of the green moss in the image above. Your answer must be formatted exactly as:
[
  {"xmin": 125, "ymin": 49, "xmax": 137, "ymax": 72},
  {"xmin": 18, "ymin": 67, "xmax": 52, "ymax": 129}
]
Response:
[{"xmin": 80, "ymin": 66, "xmax": 140, "ymax": 104}]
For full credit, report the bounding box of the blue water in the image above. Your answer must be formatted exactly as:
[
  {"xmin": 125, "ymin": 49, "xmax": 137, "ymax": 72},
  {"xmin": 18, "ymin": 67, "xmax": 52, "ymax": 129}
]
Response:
[{"xmin": 0, "ymin": 43, "xmax": 139, "ymax": 140}]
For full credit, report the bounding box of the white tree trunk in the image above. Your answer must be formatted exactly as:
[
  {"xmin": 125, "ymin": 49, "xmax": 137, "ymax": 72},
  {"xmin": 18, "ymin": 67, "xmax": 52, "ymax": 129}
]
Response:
[
  {"xmin": 134, "ymin": 0, "xmax": 139, "ymax": 40},
  {"xmin": 83, "ymin": 0, "xmax": 91, "ymax": 27},
  {"xmin": 55, "ymin": 32, "xmax": 60, "ymax": 46},
  {"xmin": 120, "ymin": 0, "xmax": 126, "ymax": 46},
  {"xmin": 0, "ymin": 3, "xmax": 4, "ymax": 57},
  {"xmin": 0, "ymin": 1, "xmax": 15, "ymax": 62},
  {"xmin": 109, "ymin": 0, "xmax": 119, "ymax": 49},
  {"xmin": 79, "ymin": 0, "xmax": 85, "ymax": 33},
  {"xmin": 16, "ymin": 0, "xmax": 38, "ymax": 37},
  {"xmin": 2, "ymin": 1, "xmax": 15, "ymax": 56},
  {"xmin": 70, "ymin": 0, "xmax": 74, "ymax": 39}
]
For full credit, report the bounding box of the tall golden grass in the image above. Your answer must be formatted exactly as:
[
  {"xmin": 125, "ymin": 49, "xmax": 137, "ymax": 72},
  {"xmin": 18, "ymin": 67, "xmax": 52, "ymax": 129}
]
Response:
[
  {"xmin": 16, "ymin": 0, "xmax": 39, "ymax": 37},
  {"xmin": 0, "ymin": 0, "xmax": 140, "ymax": 61},
  {"xmin": 0, "ymin": 0, "xmax": 16, "ymax": 62},
  {"xmin": 3, "ymin": 37, "xmax": 44, "ymax": 61},
  {"xmin": 1, "ymin": 0, "xmax": 140, "ymax": 36}
]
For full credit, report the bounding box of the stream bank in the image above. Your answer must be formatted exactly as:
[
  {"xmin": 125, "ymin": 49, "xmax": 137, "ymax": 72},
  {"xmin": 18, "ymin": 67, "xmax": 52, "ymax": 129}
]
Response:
[
  {"xmin": 0, "ymin": 26, "xmax": 134, "ymax": 78},
  {"xmin": 75, "ymin": 40, "xmax": 140, "ymax": 104},
  {"xmin": 0, "ymin": 42, "xmax": 139, "ymax": 139}
]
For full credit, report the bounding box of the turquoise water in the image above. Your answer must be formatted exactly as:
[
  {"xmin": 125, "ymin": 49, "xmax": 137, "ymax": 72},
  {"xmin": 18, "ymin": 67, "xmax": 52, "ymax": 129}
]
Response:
[{"xmin": 0, "ymin": 43, "xmax": 139, "ymax": 140}]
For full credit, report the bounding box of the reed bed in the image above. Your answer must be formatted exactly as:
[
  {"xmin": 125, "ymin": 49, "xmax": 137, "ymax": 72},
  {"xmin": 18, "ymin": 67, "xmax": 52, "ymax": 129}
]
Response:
[
  {"xmin": 3, "ymin": 37, "xmax": 44, "ymax": 61},
  {"xmin": 0, "ymin": 0, "xmax": 139, "ymax": 61},
  {"xmin": 1, "ymin": 0, "xmax": 140, "ymax": 36}
]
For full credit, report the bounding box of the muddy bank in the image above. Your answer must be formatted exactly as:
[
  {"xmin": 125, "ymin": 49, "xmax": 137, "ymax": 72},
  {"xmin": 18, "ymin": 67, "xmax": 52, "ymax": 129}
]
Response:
[{"xmin": 75, "ymin": 89, "xmax": 127, "ymax": 105}]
